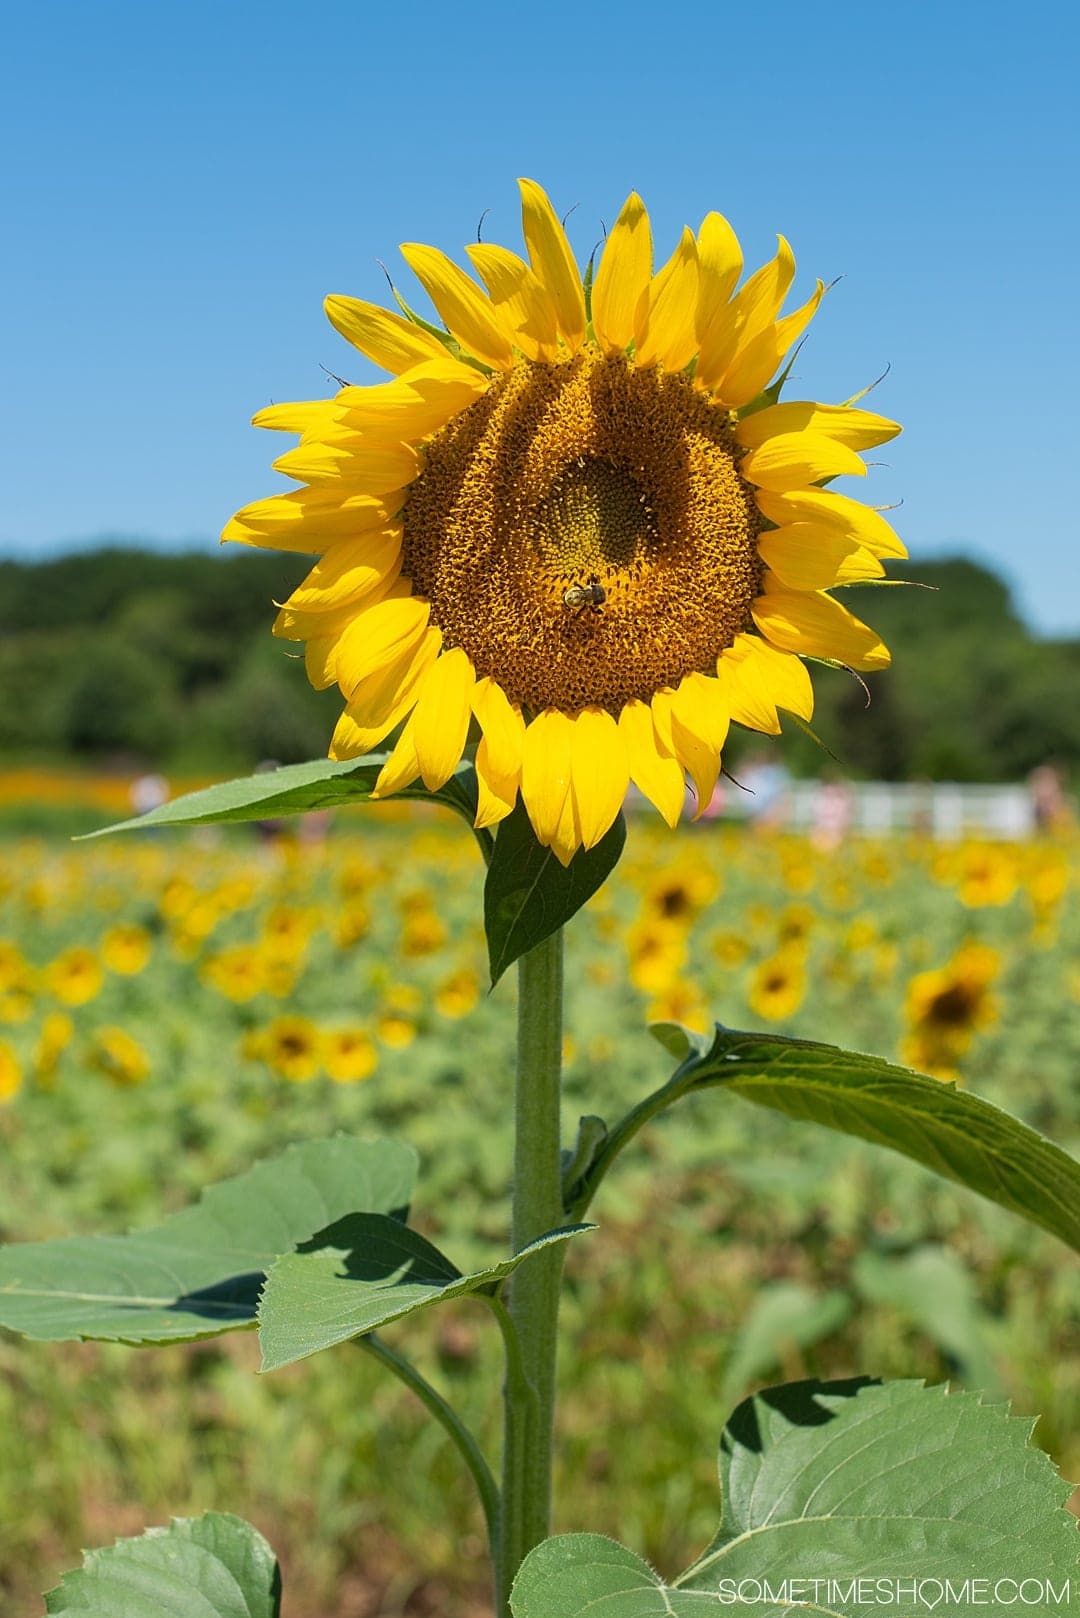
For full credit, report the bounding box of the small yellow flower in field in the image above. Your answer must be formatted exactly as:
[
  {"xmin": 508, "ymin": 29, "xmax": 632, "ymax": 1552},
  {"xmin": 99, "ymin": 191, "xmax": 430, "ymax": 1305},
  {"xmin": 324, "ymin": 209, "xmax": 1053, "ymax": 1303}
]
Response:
[
  {"xmin": 201, "ymin": 945, "xmax": 266, "ymax": 1002},
  {"xmin": 902, "ymin": 940, "xmax": 1000, "ymax": 1077},
  {"xmin": 0, "ymin": 991, "xmax": 34, "ymax": 1024},
  {"xmin": 1026, "ymin": 851, "xmax": 1068, "ymax": 914},
  {"xmin": 434, "ymin": 967, "xmax": 481, "ymax": 1019},
  {"xmin": 102, "ymin": 923, "xmax": 153, "ymax": 976},
  {"xmin": 88, "ymin": 1026, "xmax": 150, "ymax": 1086},
  {"xmin": 45, "ymin": 947, "xmax": 104, "ymax": 1007},
  {"xmin": 844, "ymin": 917, "xmax": 878, "ymax": 952},
  {"xmin": 35, "ymin": 1010, "xmax": 74, "ymax": 1085},
  {"xmin": 0, "ymin": 941, "xmax": 32, "ymax": 994},
  {"xmin": 712, "ymin": 930, "xmax": 751, "ymax": 966},
  {"xmin": 227, "ymin": 180, "xmax": 903, "ymax": 864},
  {"xmin": 748, "ymin": 950, "xmax": 807, "ymax": 1022},
  {"xmin": 262, "ymin": 1016, "xmax": 322, "ymax": 1082},
  {"xmin": 647, "ymin": 980, "xmax": 710, "ymax": 1033},
  {"xmin": 0, "ymin": 1038, "xmax": 22, "ymax": 1102},
  {"xmin": 626, "ymin": 918, "xmax": 688, "ymax": 994},
  {"xmin": 261, "ymin": 905, "xmax": 317, "ymax": 962},
  {"xmin": 643, "ymin": 862, "xmax": 719, "ymax": 923},
  {"xmin": 956, "ymin": 843, "xmax": 1019, "ymax": 909},
  {"xmin": 333, "ymin": 900, "xmax": 371, "ymax": 948},
  {"xmin": 323, "ymin": 1027, "xmax": 379, "ymax": 1084},
  {"xmin": 400, "ymin": 904, "xmax": 448, "ymax": 958},
  {"xmin": 777, "ymin": 903, "xmax": 815, "ymax": 949}
]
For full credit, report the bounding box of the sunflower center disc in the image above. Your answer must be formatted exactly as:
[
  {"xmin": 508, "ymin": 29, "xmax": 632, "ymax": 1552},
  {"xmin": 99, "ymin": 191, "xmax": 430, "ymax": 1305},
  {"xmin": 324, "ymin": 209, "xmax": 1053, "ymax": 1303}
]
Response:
[{"xmin": 401, "ymin": 351, "xmax": 763, "ymax": 713}]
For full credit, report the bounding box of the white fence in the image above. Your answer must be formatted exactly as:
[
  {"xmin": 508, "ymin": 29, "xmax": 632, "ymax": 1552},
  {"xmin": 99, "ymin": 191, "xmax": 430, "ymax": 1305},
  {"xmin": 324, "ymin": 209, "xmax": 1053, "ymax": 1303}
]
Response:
[{"xmin": 698, "ymin": 778, "xmax": 1036, "ymax": 840}]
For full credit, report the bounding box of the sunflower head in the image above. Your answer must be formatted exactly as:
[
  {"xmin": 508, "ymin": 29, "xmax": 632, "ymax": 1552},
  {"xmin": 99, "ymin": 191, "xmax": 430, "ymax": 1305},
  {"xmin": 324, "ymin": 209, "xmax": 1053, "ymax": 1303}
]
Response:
[{"xmin": 226, "ymin": 181, "xmax": 905, "ymax": 864}]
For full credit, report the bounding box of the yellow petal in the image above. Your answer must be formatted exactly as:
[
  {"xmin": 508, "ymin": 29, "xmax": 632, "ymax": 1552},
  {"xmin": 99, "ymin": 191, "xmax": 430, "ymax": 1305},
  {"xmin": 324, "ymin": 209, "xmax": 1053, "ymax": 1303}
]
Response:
[
  {"xmin": 757, "ymin": 525, "xmax": 884, "ymax": 590},
  {"xmin": 324, "ymin": 294, "xmax": 450, "ymax": 375},
  {"xmin": 221, "ymin": 489, "xmax": 406, "ymax": 553},
  {"xmin": 520, "ymin": 709, "xmax": 573, "ymax": 847},
  {"xmin": 634, "ymin": 227, "xmax": 700, "ymax": 370},
  {"xmin": 618, "ymin": 699, "xmax": 686, "ymax": 828},
  {"xmin": 752, "ymin": 588, "xmax": 891, "ymax": 671},
  {"xmin": 282, "ymin": 529, "xmax": 403, "ymax": 613},
  {"xmin": 549, "ymin": 785, "xmax": 583, "ymax": 868},
  {"xmin": 272, "ymin": 439, "xmax": 420, "ymax": 489},
  {"xmin": 519, "ymin": 178, "xmax": 586, "ymax": 351},
  {"xmin": 410, "ymin": 647, "xmax": 476, "ymax": 791},
  {"xmin": 717, "ymin": 280, "xmax": 824, "ymax": 407},
  {"xmin": 305, "ymin": 635, "xmax": 339, "ymax": 692},
  {"xmin": 332, "ymin": 359, "xmax": 488, "ymax": 441},
  {"xmin": 333, "ymin": 594, "xmax": 431, "ymax": 696},
  {"xmin": 372, "ymin": 714, "xmax": 421, "ymax": 797},
  {"xmin": 472, "ymin": 676, "xmax": 526, "ymax": 784},
  {"xmin": 753, "ymin": 486, "xmax": 908, "ymax": 559},
  {"xmin": 400, "ymin": 243, "xmax": 514, "ymax": 371},
  {"xmin": 592, "ymin": 192, "xmax": 652, "ymax": 355},
  {"xmin": 721, "ymin": 633, "xmax": 813, "ymax": 731},
  {"xmin": 465, "ymin": 243, "xmax": 560, "ymax": 361},
  {"xmin": 696, "ymin": 236, "xmax": 795, "ymax": 391},
  {"xmin": 252, "ymin": 399, "xmax": 342, "ymax": 434},
  {"xmin": 659, "ymin": 676, "xmax": 728, "ymax": 817},
  {"xmin": 695, "ymin": 211, "xmax": 743, "ymax": 345},
  {"xmin": 570, "ymin": 708, "xmax": 630, "ymax": 850},
  {"xmin": 740, "ymin": 431, "xmax": 866, "ymax": 492},
  {"xmin": 474, "ymin": 747, "xmax": 519, "ymax": 829},
  {"xmin": 735, "ymin": 401, "xmax": 901, "ymax": 452},
  {"xmin": 330, "ymin": 628, "xmax": 442, "ymax": 754}
]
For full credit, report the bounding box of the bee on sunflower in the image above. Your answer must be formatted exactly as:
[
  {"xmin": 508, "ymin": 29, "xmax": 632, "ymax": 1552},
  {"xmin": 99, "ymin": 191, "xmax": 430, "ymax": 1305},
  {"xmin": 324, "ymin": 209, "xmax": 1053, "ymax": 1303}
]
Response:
[{"xmin": 226, "ymin": 181, "xmax": 904, "ymax": 865}]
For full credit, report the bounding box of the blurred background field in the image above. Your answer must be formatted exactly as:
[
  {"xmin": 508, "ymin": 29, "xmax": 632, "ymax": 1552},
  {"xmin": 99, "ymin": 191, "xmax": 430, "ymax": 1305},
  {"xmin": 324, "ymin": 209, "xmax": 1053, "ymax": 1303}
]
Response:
[{"xmin": 1, "ymin": 754, "xmax": 1077, "ymax": 1614}]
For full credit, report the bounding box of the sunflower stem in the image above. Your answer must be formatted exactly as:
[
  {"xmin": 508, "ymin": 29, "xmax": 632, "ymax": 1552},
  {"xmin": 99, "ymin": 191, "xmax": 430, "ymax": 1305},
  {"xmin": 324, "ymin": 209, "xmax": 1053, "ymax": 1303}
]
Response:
[{"xmin": 496, "ymin": 928, "xmax": 565, "ymax": 1614}]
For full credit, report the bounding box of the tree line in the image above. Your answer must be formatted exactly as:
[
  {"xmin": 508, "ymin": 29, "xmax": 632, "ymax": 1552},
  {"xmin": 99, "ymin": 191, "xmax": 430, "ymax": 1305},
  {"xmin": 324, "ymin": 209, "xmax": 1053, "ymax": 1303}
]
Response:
[{"xmin": 0, "ymin": 548, "xmax": 1074, "ymax": 782}]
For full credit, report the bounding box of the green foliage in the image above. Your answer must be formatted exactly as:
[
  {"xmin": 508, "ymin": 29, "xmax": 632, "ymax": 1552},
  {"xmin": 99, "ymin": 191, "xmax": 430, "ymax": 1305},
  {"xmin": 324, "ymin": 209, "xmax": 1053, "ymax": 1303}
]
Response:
[
  {"xmin": 1, "ymin": 548, "xmax": 1074, "ymax": 780},
  {"xmin": 45, "ymin": 1512, "xmax": 281, "ymax": 1617},
  {"xmin": 0, "ymin": 1138, "xmax": 417, "ymax": 1344},
  {"xmin": 484, "ymin": 801, "xmax": 627, "ymax": 983},
  {"xmin": 259, "ymin": 1219, "xmax": 590, "ymax": 1371},
  {"xmin": 772, "ymin": 559, "xmax": 1080, "ymax": 782},
  {"xmin": 646, "ymin": 1023, "xmax": 1080, "ymax": 1252},
  {"xmin": 512, "ymin": 1380, "xmax": 1079, "ymax": 1617},
  {"xmin": 84, "ymin": 755, "xmax": 482, "ymax": 840}
]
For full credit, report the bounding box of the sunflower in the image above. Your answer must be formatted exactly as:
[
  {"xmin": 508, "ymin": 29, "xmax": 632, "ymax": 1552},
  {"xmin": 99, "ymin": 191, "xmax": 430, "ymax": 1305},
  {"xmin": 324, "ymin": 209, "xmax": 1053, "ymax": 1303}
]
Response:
[
  {"xmin": 902, "ymin": 940, "xmax": 1000, "ymax": 1078},
  {"xmin": 747, "ymin": 949, "xmax": 808, "ymax": 1022},
  {"xmin": 226, "ymin": 181, "xmax": 904, "ymax": 864}
]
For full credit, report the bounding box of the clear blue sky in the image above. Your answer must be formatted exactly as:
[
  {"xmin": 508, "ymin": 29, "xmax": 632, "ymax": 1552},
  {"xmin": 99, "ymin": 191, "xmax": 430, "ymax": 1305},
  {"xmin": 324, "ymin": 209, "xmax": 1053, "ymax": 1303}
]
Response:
[{"xmin": 3, "ymin": 0, "xmax": 1078, "ymax": 635}]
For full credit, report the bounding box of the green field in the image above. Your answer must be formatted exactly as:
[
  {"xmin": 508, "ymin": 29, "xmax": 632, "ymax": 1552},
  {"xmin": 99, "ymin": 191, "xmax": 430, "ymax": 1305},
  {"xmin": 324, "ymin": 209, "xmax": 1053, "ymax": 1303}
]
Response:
[{"xmin": 2, "ymin": 815, "xmax": 1077, "ymax": 1614}]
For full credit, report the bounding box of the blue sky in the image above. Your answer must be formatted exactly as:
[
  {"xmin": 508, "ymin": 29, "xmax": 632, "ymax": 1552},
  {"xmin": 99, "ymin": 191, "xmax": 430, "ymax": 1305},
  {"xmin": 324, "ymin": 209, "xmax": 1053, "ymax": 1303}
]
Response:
[{"xmin": 3, "ymin": 0, "xmax": 1077, "ymax": 634}]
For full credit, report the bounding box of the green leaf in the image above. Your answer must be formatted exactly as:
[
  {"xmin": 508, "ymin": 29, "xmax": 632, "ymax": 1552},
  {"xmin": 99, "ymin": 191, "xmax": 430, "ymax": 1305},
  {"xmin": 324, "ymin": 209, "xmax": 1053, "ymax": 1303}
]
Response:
[
  {"xmin": 719, "ymin": 1280, "xmax": 852, "ymax": 1411},
  {"xmin": 512, "ymin": 1380, "xmax": 1080, "ymax": 1617},
  {"xmin": 0, "ymin": 1138, "xmax": 416, "ymax": 1344},
  {"xmin": 45, "ymin": 1511, "xmax": 281, "ymax": 1617},
  {"xmin": 258, "ymin": 1215, "xmax": 592, "ymax": 1371},
  {"xmin": 484, "ymin": 798, "xmax": 625, "ymax": 984},
  {"xmin": 854, "ymin": 1246, "xmax": 1001, "ymax": 1393},
  {"xmin": 652, "ymin": 1023, "xmax": 1080, "ymax": 1254},
  {"xmin": 79, "ymin": 755, "xmax": 479, "ymax": 837}
]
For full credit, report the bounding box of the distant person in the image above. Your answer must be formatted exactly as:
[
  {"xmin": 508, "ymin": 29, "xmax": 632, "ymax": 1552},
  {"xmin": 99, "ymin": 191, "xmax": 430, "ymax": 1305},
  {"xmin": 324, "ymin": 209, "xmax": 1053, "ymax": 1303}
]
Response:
[
  {"xmin": 130, "ymin": 772, "xmax": 168, "ymax": 816},
  {"xmin": 1028, "ymin": 762, "xmax": 1075, "ymax": 834},
  {"xmin": 812, "ymin": 773, "xmax": 854, "ymax": 851}
]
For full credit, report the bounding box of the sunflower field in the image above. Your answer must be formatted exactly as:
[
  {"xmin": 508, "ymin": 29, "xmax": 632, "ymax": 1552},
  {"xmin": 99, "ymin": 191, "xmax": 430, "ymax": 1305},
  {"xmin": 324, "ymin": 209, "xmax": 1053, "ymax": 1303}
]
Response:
[{"xmin": 2, "ymin": 804, "xmax": 1077, "ymax": 1615}]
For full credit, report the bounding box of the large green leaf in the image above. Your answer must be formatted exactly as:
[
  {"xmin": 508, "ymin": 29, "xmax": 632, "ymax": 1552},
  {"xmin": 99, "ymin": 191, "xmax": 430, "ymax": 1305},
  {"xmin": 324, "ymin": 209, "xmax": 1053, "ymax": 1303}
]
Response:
[
  {"xmin": 0, "ymin": 1138, "xmax": 416, "ymax": 1344},
  {"xmin": 258, "ymin": 1214, "xmax": 591, "ymax": 1371},
  {"xmin": 854, "ymin": 1246, "xmax": 1001, "ymax": 1393},
  {"xmin": 511, "ymin": 1380, "xmax": 1079, "ymax": 1617},
  {"xmin": 646, "ymin": 1024, "xmax": 1080, "ymax": 1253},
  {"xmin": 484, "ymin": 798, "xmax": 626, "ymax": 984},
  {"xmin": 45, "ymin": 1511, "xmax": 281, "ymax": 1617},
  {"xmin": 719, "ymin": 1280, "xmax": 851, "ymax": 1411},
  {"xmin": 80, "ymin": 755, "xmax": 479, "ymax": 837}
]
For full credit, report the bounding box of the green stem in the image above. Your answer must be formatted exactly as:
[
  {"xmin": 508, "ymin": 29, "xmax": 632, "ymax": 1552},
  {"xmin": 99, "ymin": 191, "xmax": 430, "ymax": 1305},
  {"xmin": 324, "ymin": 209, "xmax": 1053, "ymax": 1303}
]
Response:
[
  {"xmin": 359, "ymin": 1333, "xmax": 500, "ymax": 1553},
  {"xmin": 496, "ymin": 928, "xmax": 565, "ymax": 1614}
]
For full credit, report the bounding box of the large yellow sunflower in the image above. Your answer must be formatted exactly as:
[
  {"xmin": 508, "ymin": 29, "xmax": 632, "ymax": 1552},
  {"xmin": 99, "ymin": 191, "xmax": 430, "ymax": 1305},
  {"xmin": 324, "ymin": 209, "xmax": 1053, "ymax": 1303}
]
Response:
[{"xmin": 225, "ymin": 181, "xmax": 905, "ymax": 864}]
